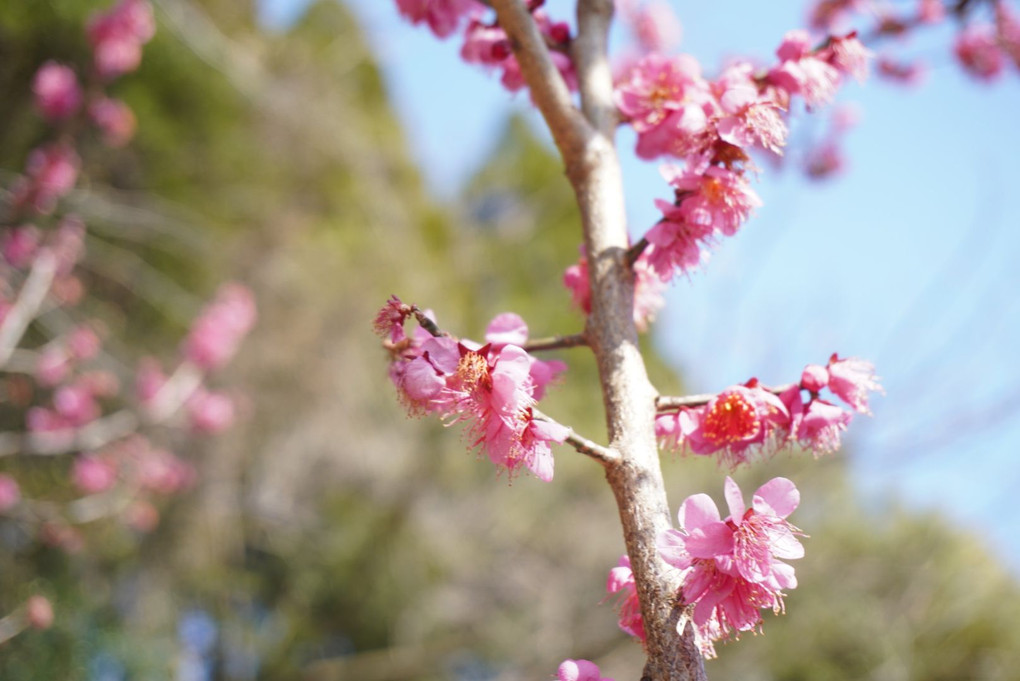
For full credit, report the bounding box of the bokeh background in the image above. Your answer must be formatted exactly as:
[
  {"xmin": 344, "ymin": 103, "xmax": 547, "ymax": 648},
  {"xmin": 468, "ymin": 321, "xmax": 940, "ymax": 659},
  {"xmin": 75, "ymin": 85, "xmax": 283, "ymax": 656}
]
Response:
[{"xmin": 2, "ymin": 0, "xmax": 1020, "ymax": 679}]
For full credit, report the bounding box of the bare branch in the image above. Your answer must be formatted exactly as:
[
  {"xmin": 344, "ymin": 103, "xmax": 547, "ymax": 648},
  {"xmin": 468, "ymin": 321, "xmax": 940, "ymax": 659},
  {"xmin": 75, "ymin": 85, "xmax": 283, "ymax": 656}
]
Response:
[
  {"xmin": 0, "ymin": 250, "xmax": 57, "ymax": 368},
  {"xmin": 522, "ymin": 332, "xmax": 588, "ymax": 352},
  {"xmin": 532, "ymin": 407, "xmax": 620, "ymax": 465},
  {"xmin": 490, "ymin": 0, "xmax": 591, "ymax": 159},
  {"xmin": 574, "ymin": 0, "xmax": 618, "ymax": 136}
]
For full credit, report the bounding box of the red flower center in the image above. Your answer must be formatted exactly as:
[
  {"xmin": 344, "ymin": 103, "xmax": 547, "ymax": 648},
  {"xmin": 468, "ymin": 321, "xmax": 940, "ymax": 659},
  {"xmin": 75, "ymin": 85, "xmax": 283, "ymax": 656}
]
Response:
[{"xmin": 702, "ymin": 392, "xmax": 759, "ymax": 445}]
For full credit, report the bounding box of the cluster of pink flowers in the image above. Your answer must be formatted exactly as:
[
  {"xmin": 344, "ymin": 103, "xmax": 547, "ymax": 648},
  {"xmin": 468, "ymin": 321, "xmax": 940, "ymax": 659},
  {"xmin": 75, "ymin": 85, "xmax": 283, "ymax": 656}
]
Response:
[
  {"xmin": 658, "ymin": 477, "xmax": 804, "ymax": 649},
  {"xmin": 395, "ymin": 0, "xmax": 576, "ymax": 95},
  {"xmin": 563, "ymin": 247, "xmax": 665, "ymax": 332},
  {"xmin": 87, "ymin": 0, "xmax": 156, "ymax": 80},
  {"xmin": 556, "ymin": 659, "xmax": 614, "ymax": 681},
  {"xmin": 809, "ymin": 0, "xmax": 1020, "ymax": 85},
  {"xmin": 615, "ymin": 29, "xmax": 868, "ymax": 279},
  {"xmin": 656, "ymin": 354, "xmax": 881, "ymax": 466},
  {"xmin": 377, "ymin": 297, "xmax": 568, "ymax": 481}
]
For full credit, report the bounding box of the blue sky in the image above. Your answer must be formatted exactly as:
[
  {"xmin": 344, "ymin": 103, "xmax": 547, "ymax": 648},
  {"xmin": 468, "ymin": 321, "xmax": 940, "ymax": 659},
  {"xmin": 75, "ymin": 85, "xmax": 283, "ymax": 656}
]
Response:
[{"xmin": 261, "ymin": 0, "xmax": 1020, "ymax": 570}]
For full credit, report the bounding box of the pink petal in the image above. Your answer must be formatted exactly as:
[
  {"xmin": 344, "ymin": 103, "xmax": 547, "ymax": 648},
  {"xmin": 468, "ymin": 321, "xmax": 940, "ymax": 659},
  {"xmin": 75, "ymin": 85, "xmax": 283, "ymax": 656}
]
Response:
[
  {"xmin": 686, "ymin": 522, "xmax": 736, "ymax": 559},
  {"xmin": 657, "ymin": 529, "xmax": 692, "ymax": 569},
  {"xmin": 485, "ymin": 312, "xmax": 529, "ymax": 346},
  {"xmin": 678, "ymin": 493, "xmax": 721, "ymax": 531},
  {"xmin": 752, "ymin": 477, "xmax": 799, "ymax": 518},
  {"xmin": 723, "ymin": 476, "xmax": 745, "ymax": 520}
]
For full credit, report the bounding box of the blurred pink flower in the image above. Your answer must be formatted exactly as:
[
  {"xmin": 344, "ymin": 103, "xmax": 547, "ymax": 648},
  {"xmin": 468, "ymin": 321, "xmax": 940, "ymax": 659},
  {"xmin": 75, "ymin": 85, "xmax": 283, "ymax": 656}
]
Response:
[
  {"xmin": 557, "ymin": 659, "xmax": 614, "ymax": 681},
  {"xmin": 606, "ymin": 554, "xmax": 645, "ymax": 642},
  {"xmin": 0, "ymin": 474, "xmax": 21, "ymax": 511},
  {"xmin": 88, "ymin": 0, "xmax": 156, "ymax": 79},
  {"xmin": 32, "ymin": 61, "xmax": 82, "ymax": 120},
  {"xmin": 187, "ymin": 389, "xmax": 235, "ymax": 433},
  {"xmin": 183, "ymin": 283, "xmax": 256, "ymax": 370},
  {"xmin": 73, "ymin": 455, "xmax": 118, "ymax": 494},
  {"xmin": 89, "ymin": 97, "xmax": 137, "ymax": 147}
]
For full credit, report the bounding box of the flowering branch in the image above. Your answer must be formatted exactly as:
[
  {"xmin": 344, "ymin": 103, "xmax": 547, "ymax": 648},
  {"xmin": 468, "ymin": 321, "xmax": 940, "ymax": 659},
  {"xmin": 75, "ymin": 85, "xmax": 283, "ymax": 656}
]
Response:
[{"xmin": 656, "ymin": 384, "xmax": 796, "ymax": 411}]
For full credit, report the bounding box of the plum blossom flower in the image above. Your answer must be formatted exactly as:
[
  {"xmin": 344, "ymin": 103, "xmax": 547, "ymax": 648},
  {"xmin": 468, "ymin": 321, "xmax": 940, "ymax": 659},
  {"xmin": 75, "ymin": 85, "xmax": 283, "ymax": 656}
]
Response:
[
  {"xmin": 657, "ymin": 381, "xmax": 790, "ymax": 468},
  {"xmin": 783, "ymin": 388, "xmax": 852, "ymax": 454},
  {"xmin": 954, "ymin": 24, "xmax": 1005, "ymax": 81},
  {"xmin": 658, "ymin": 477, "xmax": 803, "ymax": 644},
  {"xmin": 622, "ymin": 0, "xmax": 682, "ymax": 53},
  {"xmin": 183, "ymin": 283, "xmax": 256, "ymax": 370},
  {"xmin": 557, "ymin": 659, "xmax": 614, "ymax": 681},
  {"xmin": 32, "ymin": 61, "xmax": 82, "ymax": 120},
  {"xmin": 1, "ymin": 225, "xmax": 41, "ymax": 268},
  {"xmin": 826, "ymin": 353, "xmax": 882, "ymax": 414},
  {"xmin": 663, "ymin": 163, "xmax": 762, "ymax": 238},
  {"xmin": 606, "ymin": 554, "xmax": 645, "ymax": 642},
  {"xmin": 187, "ymin": 389, "xmax": 235, "ymax": 433},
  {"xmin": 381, "ymin": 306, "xmax": 568, "ymax": 481}
]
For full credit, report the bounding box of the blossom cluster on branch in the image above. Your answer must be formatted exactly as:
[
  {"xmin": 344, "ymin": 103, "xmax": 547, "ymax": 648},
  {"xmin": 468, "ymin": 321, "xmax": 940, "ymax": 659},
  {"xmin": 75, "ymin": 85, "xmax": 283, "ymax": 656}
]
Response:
[
  {"xmin": 383, "ymin": 0, "xmax": 903, "ymax": 676},
  {"xmin": 0, "ymin": 0, "xmax": 255, "ymax": 642}
]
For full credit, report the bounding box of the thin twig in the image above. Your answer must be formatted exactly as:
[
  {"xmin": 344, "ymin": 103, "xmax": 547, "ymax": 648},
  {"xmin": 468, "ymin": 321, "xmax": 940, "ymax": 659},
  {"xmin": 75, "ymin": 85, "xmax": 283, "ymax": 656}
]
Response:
[
  {"xmin": 656, "ymin": 383, "xmax": 797, "ymax": 411},
  {"xmin": 624, "ymin": 236, "xmax": 649, "ymax": 268},
  {"xmin": 522, "ymin": 332, "xmax": 587, "ymax": 352},
  {"xmin": 532, "ymin": 407, "xmax": 620, "ymax": 465}
]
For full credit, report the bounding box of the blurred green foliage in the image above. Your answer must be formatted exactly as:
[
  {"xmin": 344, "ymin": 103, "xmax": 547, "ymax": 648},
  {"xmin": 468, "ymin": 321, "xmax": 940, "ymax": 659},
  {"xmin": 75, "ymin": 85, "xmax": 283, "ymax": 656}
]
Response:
[{"xmin": 1, "ymin": 1, "xmax": 1019, "ymax": 680}]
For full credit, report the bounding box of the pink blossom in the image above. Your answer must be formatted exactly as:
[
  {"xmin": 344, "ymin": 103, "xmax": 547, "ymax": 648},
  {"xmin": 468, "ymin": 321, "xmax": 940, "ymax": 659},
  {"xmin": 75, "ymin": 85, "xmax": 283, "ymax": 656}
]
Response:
[
  {"xmin": 826, "ymin": 353, "xmax": 882, "ymax": 413},
  {"xmin": 606, "ymin": 554, "xmax": 645, "ymax": 642},
  {"xmin": 0, "ymin": 474, "xmax": 21, "ymax": 511},
  {"xmin": 557, "ymin": 659, "xmax": 614, "ymax": 681},
  {"xmin": 954, "ymin": 24, "xmax": 1005, "ymax": 81},
  {"xmin": 822, "ymin": 32, "xmax": 871, "ymax": 83},
  {"xmin": 183, "ymin": 283, "xmax": 256, "ymax": 370},
  {"xmin": 89, "ymin": 97, "xmax": 137, "ymax": 147},
  {"xmin": 664, "ymin": 163, "xmax": 762, "ymax": 238},
  {"xmin": 87, "ymin": 0, "xmax": 156, "ymax": 79},
  {"xmin": 32, "ymin": 61, "xmax": 82, "ymax": 121},
  {"xmin": 615, "ymin": 53, "xmax": 709, "ymax": 134},
  {"xmin": 645, "ymin": 202, "xmax": 714, "ymax": 278},
  {"xmin": 714, "ymin": 63, "xmax": 788, "ymax": 154},
  {"xmin": 73, "ymin": 455, "xmax": 118, "ymax": 494},
  {"xmin": 1, "ymin": 225, "xmax": 41, "ymax": 268},
  {"xmin": 484, "ymin": 312, "xmax": 566, "ymax": 399},
  {"xmin": 53, "ymin": 383, "xmax": 100, "ymax": 426},
  {"xmin": 787, "ymin": 392, "xmax": 852, "ymax": 454},
  {"xmin": 658, "ymin": 477, "xmax": 803, "ymax": 643},
  {"xmin": 395, "ymin": 0, "xmax": 482, "ymax": 39},
  {"xmin": 373, "ymin": 295, "xmax": 414, "ymax": 344},
  {"xmin": 186, "ymin": 389, "xmax": 235, "ymax": 433},
  {"xmin": 800, "ymin": 363, "xmax": 829, "ymax": 392},
  {"xmin": 659, "ymin": 381, "xmax": 790, "ymax": 468},
  {"xmin": 12, "ymin": 144, "xmax": 81, "ymax": 215}
]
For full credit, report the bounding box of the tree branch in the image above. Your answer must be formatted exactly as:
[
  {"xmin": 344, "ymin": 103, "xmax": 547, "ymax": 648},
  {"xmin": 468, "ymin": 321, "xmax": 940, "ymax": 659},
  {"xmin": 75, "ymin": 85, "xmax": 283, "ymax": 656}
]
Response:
[
  {"xmin": 0, "ymin": 250, "xmax": 57, "ymax": 368},
  {"xmin": 656, "ymin": 383, "xmax": 796, "ymax": 411},
  {"xmin": 522, "ymin": 332, "xmax": 588, "ymax": 352},
  {"xmin": 532, "ymin": 407, "xmax": 620, "ymax": 465},
  {"xmin": 490, "ymin": 0, "xmax": 591, "ymax": 160}
]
